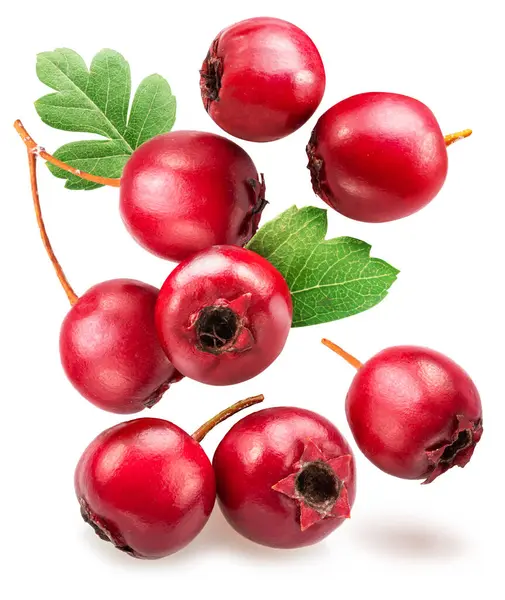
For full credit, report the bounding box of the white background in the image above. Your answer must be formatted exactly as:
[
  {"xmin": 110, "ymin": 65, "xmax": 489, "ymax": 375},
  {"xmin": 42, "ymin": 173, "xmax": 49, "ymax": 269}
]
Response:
[{"xmin": 1, "ymin": 1, "xmax": 503, "ymax": 598}]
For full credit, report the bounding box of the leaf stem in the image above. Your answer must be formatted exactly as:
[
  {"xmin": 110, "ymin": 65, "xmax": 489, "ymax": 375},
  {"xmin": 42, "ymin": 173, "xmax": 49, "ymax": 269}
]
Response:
[
  {"xmin": 444, "ymin": 129, "xmax": 472, "ymax": 147},
  {"xmin": 24, "ymin": 149, "xmax": 78, "ymax": 305},
  {"xmin": 192, "ymin": 394, "xmax": 264, "ymax": 443},
  {"xmin": 13, "ymin": 120, "xmax": 121, "ymax": 188},
  {"xmin": 321, "ymin": 338, "xmax": 363, "ymax": 370}
]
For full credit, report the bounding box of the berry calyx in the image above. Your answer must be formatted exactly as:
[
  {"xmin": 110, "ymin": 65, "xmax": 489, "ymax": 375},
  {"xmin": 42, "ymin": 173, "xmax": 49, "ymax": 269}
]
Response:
[
  {"xmin": 200, "ymin": 39, "xmax": 222, "ymax": 109},
  {"xmin": 272, "ymin": 440, "xmax": 352, "ymax": 530},
  {"xmin": 76, "ymin": 394, "xmax": 263, "ymax": 559},
  {"xmin": 424, "ymin": 414, "xmax": 483, "ymax": 484},
  {"xmin": 191, "ymin": 293, "xmax": 254, "ymax": 355},
  {"xmin": 322, "ymin": 338, "xmax": 483, "ymax": 483}
]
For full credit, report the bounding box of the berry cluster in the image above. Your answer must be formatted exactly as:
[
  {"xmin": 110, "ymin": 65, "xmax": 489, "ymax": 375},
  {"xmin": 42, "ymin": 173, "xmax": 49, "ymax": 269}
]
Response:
[{"xmin": 15, "ymin": 16, "xmax": 482, "ymax": 559}]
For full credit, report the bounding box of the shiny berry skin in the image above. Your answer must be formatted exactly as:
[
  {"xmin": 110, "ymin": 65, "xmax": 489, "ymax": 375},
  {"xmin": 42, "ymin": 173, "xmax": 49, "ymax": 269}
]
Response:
[
  {"xmin": 200, "ymin": 17, "xmax": 326, "ymax": 142},
  {"xmin": 307, "ymin": 92, "xmax": 449, "ymax": 222},
  {"xmin": 213, "ymin": 407, "xmax": 356, "ymax": 549},
  {"xmin": 345, "ymin": 346, "xmax": 483, "ymax": 483},
  {"xmin": 155, "ymin": 245, "xmax": 292, "ymax": 386},
  {"xmin": 75, "ymin": 418, "xmax": 215, "ymax": 559},
  {"xmin": 60, "ymin": 279, "xmax": 180, "ymax": 414},
  {"xmin": 119, "ymin": 131, "xmax": 266, "ymax": 262}
]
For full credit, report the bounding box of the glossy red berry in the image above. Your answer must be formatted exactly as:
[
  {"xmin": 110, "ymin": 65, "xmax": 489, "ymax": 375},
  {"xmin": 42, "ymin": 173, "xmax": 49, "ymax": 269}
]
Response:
[
  {"xmin": 323, "ymin": 340, "xmax": 483, "ymax": 483},
  {"xmin": 213, "ymin": 406, "xmax": 356, "ymax": 549},
  {"xmin": 60, "ymin": 279, "xmax": 180, "ymax": 414},
  {"xmin": 200, "ymin": 17, "xmax": 326, "ymax": 142},
  {"xmin": 75, "ymin": 395, "xmax": 263, "ymax": 559},
  {"xmin": 76, "ymin": 418, "xmax": 214, "ymax": 559},
  {"xmin": 307, "ymin": 92, "xmax": 471, "ymax": 222},
  {"xmin": 119, "ymin": 130, "xmax": 266, "ymax": 262},
  {"xmin": 155, "ymin": 245, "xmax": 293, "ymax": 385}
]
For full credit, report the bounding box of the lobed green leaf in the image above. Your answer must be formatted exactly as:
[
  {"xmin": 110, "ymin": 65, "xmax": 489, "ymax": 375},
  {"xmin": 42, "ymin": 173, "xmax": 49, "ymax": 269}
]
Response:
[
  {"xmin": 247, "ymin": 206, "xmax": 399, "ymax": 327},
  {"xmin": 46, "ymin": 140, "xmax": 130, "ymax": 190},
  {"xmin": 124, "ymin": 75, "xmax": 176, "ymax": 149},
  {"xmin": 34, "ymin": 48, "xmax": 176, "ymax": 189}
]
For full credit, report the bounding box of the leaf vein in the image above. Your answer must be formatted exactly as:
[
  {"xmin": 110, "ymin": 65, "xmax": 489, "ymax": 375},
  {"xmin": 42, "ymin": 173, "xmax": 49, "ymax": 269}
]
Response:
[
  {"xmin": 134, "ymin": 82, "xmax": 160, "ymax": 148},
  {"xmin": 266, "ymin": 214, "xmax": 322, "ymax": 260},
  {"xmin": 291, "ymin": 273, "xmax": 395, "ymax": 295}
]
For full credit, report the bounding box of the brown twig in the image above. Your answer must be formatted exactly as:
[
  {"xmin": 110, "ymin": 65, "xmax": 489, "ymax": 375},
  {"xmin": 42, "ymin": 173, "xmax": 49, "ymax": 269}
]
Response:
[
  {"xmin": 13, "ymin": 120, "xmax": 121, "ymax": 188},
  {"xmin": 444, "ymin": 129, "xmax": 472, "ymax": 147},
  {"xmin": 192, "ymin": 395, "xmax": 265, "ymax": 443},
  {"xmin": 321, "ymin": 338, "xmax": 363, "ymax": 370},
  {"xmin": 24, "ymin": 150, "xmax": 78, "ymax": 305}
]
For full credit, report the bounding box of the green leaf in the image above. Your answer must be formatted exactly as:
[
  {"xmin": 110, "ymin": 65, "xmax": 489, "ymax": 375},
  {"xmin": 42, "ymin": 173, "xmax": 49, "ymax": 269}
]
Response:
[
  {"xmin": 35, "ymin": 48, "xmax": 176, "ymax": 189},
  {"xmin": 124, "ymin": 75, "xmax": 176, "ymax": 149},
  {"xmin": 46, "ymin": 140, "xmax": 130, "ymax": 190},
  {"xmin": 247, "ymin": 206, "xmax": 399, "ymax": 327}
]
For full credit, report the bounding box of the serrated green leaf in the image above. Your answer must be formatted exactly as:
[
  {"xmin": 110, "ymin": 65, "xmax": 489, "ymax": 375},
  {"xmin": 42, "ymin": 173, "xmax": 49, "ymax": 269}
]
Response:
[
  {"xmin": 247, "ymin": 205, "xmax": 399, "ymax": 327},
  {"xmin": 124, "ymin": 75, "xmax": 176, "ymax": 149},
  {"xmin": 36, "ymin": 48, "xmax": 89, "ymax": 92},
  {"xmin": 34, "ymin": 48, "xmax": 176, "ymax": 189},
  {"xmin": 35, "ymin": 49, "xmax": 133, "ymax": 144},
  {"xmin": 46, "ymin": 140, "xmax": 129, "ymax": 190},
  {"xmin": 64, "ymin": 179, "xmax": 102, "ymax": 191},
  {"xmin": 88, "ymin": 50, "xmax": 131, "ymax": 135}
]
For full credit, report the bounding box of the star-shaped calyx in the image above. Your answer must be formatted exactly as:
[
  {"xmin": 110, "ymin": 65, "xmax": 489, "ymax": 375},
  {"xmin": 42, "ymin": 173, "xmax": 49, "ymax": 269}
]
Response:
[
  {"xmin": 272, "ymin": 440, "xmax": 352, "ymax": 531},
  {"xmin": 189, "ymin": 293, "xmax": 254, "ymax": 355},
  {"xmin": 424, "ymin": 414, "xmax": 483, "ymax": 484}
]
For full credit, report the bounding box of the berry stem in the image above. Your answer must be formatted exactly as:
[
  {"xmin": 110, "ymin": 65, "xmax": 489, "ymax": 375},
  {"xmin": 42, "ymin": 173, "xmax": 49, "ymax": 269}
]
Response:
[
  {"xmin": 24, "ymin": 148, "xmax": 78, "ymax": 306},
  {"xmin": 444, "ymin": 129, "xmax": 472, "ymax": 147},
  {"xmin": 321, "ymin": 338, "xmax": 363, "ymax": 370},
  {"xmin": 192, "ymin": 394, "xmax": 264, "ymax": 442},
  {"xmin": 13, "ymin": 120, "xmax": 121, "ymax": 188}
]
